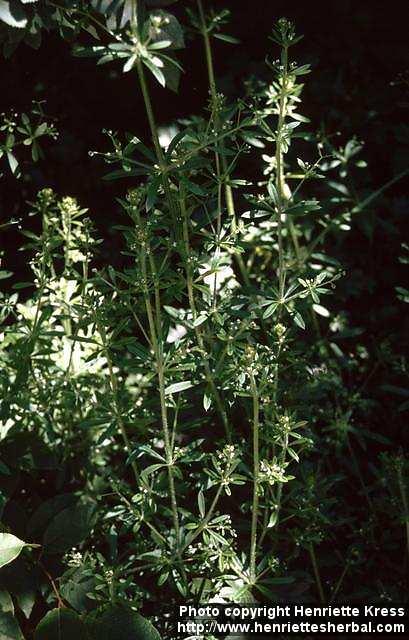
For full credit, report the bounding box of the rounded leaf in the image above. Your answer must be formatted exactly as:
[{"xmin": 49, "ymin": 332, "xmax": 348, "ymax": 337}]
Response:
[
  {"xmin": 86, "ymin": 605, "xmax": 161, "ymax": 640},
  {"xmin": 34, "ymin": 608, "xmax": 88, "ymax": 640},
  {"xmin": 0, "ymin": 612, "xmax": 23, "ymax": 640},
  {"xmin": 43, "ymin": 500, "xmax": 96, "ymax": 554},
  {"xmin": 0, "ymin": 533, "xmax": 27, "ymax": 569}
]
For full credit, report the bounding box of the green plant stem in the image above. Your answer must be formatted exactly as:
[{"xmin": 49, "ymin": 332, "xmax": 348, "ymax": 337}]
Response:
[
  {"xmin": 39, "ymin": 561, "xmax": 65, "ymax": 608},
  {"xmin": 147, "ymin": 251, "xmax": 163, "ymax": 340},
  {"xmin": 197, "ymin": 0, "xmax": 235, "ymax": 225},
  {"xmin": 131, "ymin": 17, "xmax": 184, "ymax": 560},
  {"xmin": 179, "ymin": 185, "xmax": 231, "ymax": 441},
  {"xmin": 309, "ymin": 542, "xmax": 326, "ymax": 603},
  {"xmin": 257, "ymin": 486, "xmax": 274, "ymax": 548},
  {"xmin": 273, "ymin": 430, "xmax": 289, "ymax": 527},
  {"xmin": 139, "ymin": 242, "xmax": 188, "ymax": 590},
  {"xmin": 330, "ymin": 562, "xmax": 349, "ymax": 603},
  {"xmin": 289, "ymin": 220, "xmax": 301, "ymax": 263},
  {"xmin": 48, "ymin": 1, "xmax": 116, "ymax": 40},
  {"xmin": 275, "ymin": 45, "xmax": 289, "ymax": 301},
  {"xmin": 212, "ymin": 155, "xmax": 223, "ymax": 310},
  {"xmin": 249, "ymin": 368, "xmax": 260, "ymax": 584},
  {"xmin": 135, "ymin": 57, "xmax": 178, "ymax": 228},
  {"xmin": 261, "ymin": 44, "xmax": 295, "ymax": 544},
  {"xmin": 117, "ymin": 487, "xmax": 168, "ymax": 547},
  {"xmin": 135, "ymin": 60, "xmax": 164, "ymax": 169},
  {"xmin": 137, "ymin": 228, "xmax": 181, "ymax": 550},
  {"xmin": 197, "ymin": 0, "xmax": 253, "ymax": 290},
  {"xmin": 182, "ymin": 483, "xmax": 223, "ymax": 551},
  {"xmin": 96, "ymin": 320, "xmax": 140, "ymax": 484},
  {"xmin": 346, "ymin": 432, "xmax": 374, "ymax": 511}
]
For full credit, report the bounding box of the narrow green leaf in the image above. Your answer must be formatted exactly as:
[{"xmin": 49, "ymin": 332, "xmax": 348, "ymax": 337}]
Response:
[
  {"xmin": 293, "ymin": 311, "xmax": 305, "ymax": 330},
  {"xmin": 143, "ymin": 58, "xmax": 166, "ymax": 87},
  {"xmin": 203, "ymin": 393, "xmax": 211, "ymax": 412},
  {"xmin": 262, "ymin": 302, "xmax": 277, "ymax": 319},
  {"xmin": 312, "ymin": 303, "xmax": 330, "ymax": 317},
  {"xmin": 213, "ymin": 33, "xmax": 240, "ymax": 44},
  {"xmin": 123, "ymin": 53, "xmax": 137, "ymax": 73},
  {"xmin": 6, "ymin": 152, "xmax": 18, "ymax": 174},
  {"xmin": 141, "ymin": 463, "xmax": 166, "ymax": 480},
  {"xmin": 165, "ymin": 380, "xmax": 193, "ymax": 395},
  {"xmin": 198, "ymin": 490, "xmax": 205, "ymax": 518},
  {"xmin": 267, "ymin": 181, "xmax": 279, "ymax": 205},
  {"xmin": 149, "ymin": 40, "xmax": 172, "ymax": 50}
]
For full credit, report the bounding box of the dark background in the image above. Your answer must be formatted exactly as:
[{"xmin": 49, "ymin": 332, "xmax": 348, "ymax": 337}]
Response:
[{"xmin": 1, "ymin": 1, "xmax": 408, "ymax": 235}]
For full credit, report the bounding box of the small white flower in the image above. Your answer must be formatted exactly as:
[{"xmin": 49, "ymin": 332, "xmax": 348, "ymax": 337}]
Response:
[
  {"xmin": 166, "ymin": 324, "xmax": 187, "ymax": 343},
  {"xmin": 158, "ymin": 124, "xmax": 179, "ymax": 151}
]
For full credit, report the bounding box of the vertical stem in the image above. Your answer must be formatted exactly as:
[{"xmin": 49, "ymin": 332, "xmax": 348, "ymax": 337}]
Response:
[
  {"xmin": 130, "ymin": 5, "xmax": 182, "ymax": 556},
  {"xmin": 249, "ymin": 368, "xmax": 260, "ymax": 584},
  {"xmin": 330, "ymin": 562, "xmax": 349, "ymax": 603},
  {"xmin": 289, "ymin": 219, "xmax": 301, "ymax": 263},
  {"xmin": 135, "ymin": 58, "xmax": 180, "ymax": 230},
  {"xmin": 135, "ymin": 60, "xmax": 165, "ymax": 169},
  {"xmin": 346, "ymin": 432, "xmax": 374, "ymax": 510},
  {"xmin": 211, "ymin": 152, "xmax": 223, "ymax": 310},
  {"xmin": 309, "ymin": 542, "xmax": 326, "ymax": 604},
  {"xmin": 197, "ymin": 0, "xmax": 247, "ymax": 279},
  {"xmin": 39, "ymin": 562, "xmax": 65, "ymax": 608},
  {"xmin": 131, "ymin": 0, "xmax": 137, "ymax": 26},
  {"xmin": 197, "ymin": 0, "xmax": 216, "ymax": 98},
  {"xmin": 180, "ymin": 185, "xmax": 232, "ymax": 441},
  {"xmin": 183, "ymin": 483, "xmax": 224, "ymax": 550},
  {"xmin": 94, "ymin": 317, "xmax": 139, "ymax": 483},
  {"xmin": 136, "ymin": 218, "xmax": 181, "ymax": 549},
  {"xmin": 275, "ymin": 45, "xmax": 289, "ymax": 301},
  {"xmin": 273, "ymin": 429, "xmax": 289, "ymax": 527},
  {"xmin": 158, "ymin": 354, "xmax": 181, "ymax": 547},
  {"xmin": 148, "ymin": 252, "xmax": 163, "ymax": 339}
]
